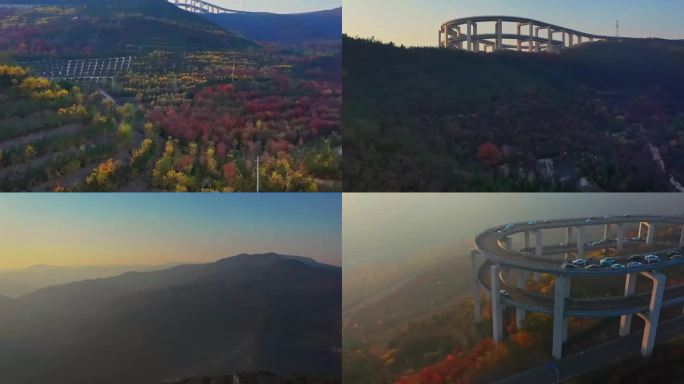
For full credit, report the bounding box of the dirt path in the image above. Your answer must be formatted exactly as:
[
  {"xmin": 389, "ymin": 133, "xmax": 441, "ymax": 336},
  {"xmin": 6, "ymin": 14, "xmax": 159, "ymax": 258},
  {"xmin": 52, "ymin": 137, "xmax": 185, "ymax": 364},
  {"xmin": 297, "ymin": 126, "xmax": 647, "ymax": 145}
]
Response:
[
  {"xmin": 647, "ymin": 142, "xmax": 684, "ymax": 192},
  {"xmin": 0, "ymin": 123, "xmax": 84, "ymax": 152}
]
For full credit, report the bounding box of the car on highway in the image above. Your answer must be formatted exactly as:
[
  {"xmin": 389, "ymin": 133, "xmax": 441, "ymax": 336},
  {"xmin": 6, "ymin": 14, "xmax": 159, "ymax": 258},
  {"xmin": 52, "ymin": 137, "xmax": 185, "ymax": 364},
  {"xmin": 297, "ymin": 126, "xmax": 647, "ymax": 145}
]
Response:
[
  {"xmin": 600, "ymin": 258, "xmax": 617, "ymax": 267},
  {"xmin": 630, "ymin": 236, "xmax": 641, "ymax": 241},
  {"xmin": 628, "ymin": 255, "xmax": 643, "ymax": 262},
  {"xmin": 499, "ymin": 290, "xmax": 511, "ymax": 297},
  {"xmin": 610, "ymin": 263, "xmax": 626, "ymax": 269},
  {"xmin": 563, "ymin": 263, "xmax": 579, "ymax": 269},
  {"xmin": 644, "ymin": 255, "xmax": 661, "ymax": 264},
  {"xmin": 527, "ymin": 221, "xmax": 537, "ymax": 225},
  {"xmin": 584, "ymin": 218, "xmax": 593, "ymax": 223},
  {"xmin": 669, "ymin": 250, "xmax": 682, "ymax": 257},
  {"xmin": 603, "ymin": 216, "xmax": 611, "ymax": 219},
  {"xmin": 559, "ymin": 242, "xmax": 568, "ymax": 247},
  {"xmin": 671, "ymin": 254, "xmax": 683, "ymax": 260},
  {"xmin": 572, "ymin": 259, "xmax": 587, "ymax": 267},
  {"xmin": 623, "ymin": 214, "xmax": 632, "ymax": 218},
  {"xmin": 626, "ymin": 261, "xmax": 643, "ymax": 268},
  {"xmin": 585, "ymin": 265, "xmax": 601, "ymax": 270}
]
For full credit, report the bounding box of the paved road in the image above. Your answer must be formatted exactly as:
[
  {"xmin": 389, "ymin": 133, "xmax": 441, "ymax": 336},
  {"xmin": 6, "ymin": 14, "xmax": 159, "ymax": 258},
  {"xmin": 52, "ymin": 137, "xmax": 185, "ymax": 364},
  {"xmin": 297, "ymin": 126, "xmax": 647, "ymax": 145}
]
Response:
[{"xmin": 493, "ymin": 316, "xmax": 684, "ymax": 384}]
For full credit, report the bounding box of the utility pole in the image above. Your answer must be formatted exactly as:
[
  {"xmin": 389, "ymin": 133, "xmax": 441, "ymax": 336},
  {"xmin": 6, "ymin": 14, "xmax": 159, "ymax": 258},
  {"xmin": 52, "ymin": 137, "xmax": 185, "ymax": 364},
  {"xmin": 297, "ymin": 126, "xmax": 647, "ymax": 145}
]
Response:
[
  {"xmin": 256, "ymin": 156, "xmax": 260, "ymax": 193},
  {"xmin": 616, "ymin": 19, "xmax": 620, "ymax": 38},
  {"xmin": 231, "ymin": 56, "xmax": 236, "ymax": 82}
]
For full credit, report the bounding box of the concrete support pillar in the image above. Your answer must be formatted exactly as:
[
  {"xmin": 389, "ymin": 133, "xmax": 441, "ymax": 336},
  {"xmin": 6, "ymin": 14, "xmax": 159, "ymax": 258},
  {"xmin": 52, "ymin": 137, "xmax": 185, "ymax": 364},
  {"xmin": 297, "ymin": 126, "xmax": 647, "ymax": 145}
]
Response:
[
  {"xmin": 577, "ymin": 226, "xmax": 586, "ymax": 258},
  {"xmin": 578, "ymin": 35, "xmax": 583, "ymax": 45},
  {"xmin": 496, "ymin": 19, "xmax": 503, "ymax": 51},
  {"xmin": 552, "ymin": 275, "xmax": 568, "ymax": 359},
  {"xmin": 565, "ymin": 227, "xmax": 574, "ymax": 244},
  {"xmin": 569, "ymin": 34, "xmax": 574, "ymax": 46},
  {"xmin": 646, "ymin": 223, "xmax": 656, "ymax": 245},
  {"xmin": 470, "ymin": 251, "xmax": 481, "ymax": 322},
  {"xmin": 535, "ymin": 230, "xmax": 544, "ymax": 257},
  {"xmin": 524, "ymin": 231, "xmax": 530, "ymax": 249},
  {"xmin": 534, "ymin": 27, "xmax": 540, "ymax": 52},
  {"xmin": 458, "ymin": 26, "xmax": 464, "ymax": 49},
  {"xmin": 517, "ymin": 24, "xmax": 522, "ymax": 51},
  {"xmin": 505, "ymin": 236, "xmax": 513, "ymax": 250},
  {"xmin": 515, "ymin": 270, "xmax": 527, "ymax": 328},
  {"xmin": 604, "ymin": 224, "xmax": 610, "ymax": 240},
  {"xmin": 491, "ymin": 265, "xmax": 503, "ymax": 342},
  {"xmin": 562, "ymin": 277, "xmax": 571, "ymax": 342},
  {"xmin": 547, "ymin": 28, "xmax": 553, "ymax": 51},
  {"xmin": 638, "ymin": 222, "xmax": 644, "ymax": 238},
  {"xmin": 472, "ymin": 23, "xmax": 479, "ymax": 52},
  {"xmin": 617, "ymin": 223, "xmax": 625, "ymax": 251},
  {"xmin": 680, "ymin": 225, "xmax": 684, "ymax": 247},
  {"xmin": 528, "ymin": 23, "xmax": 534, "ymax": 52},
  {"xmin": 641, "ymin": 271, "xmax": 666, "ymax": 357},
  {"xmin": 438, "ymin": 30, "xmax": 443, "ymax": 47},
  {"xmin": 466, "ymin": 21, "xmax": 473, "ymax": 52},
  {"xmin": 619, "ymin": 273, "xmax": 638, "ymax": 337},
  {"xmin": 562, "ymin": 31, "xmax": 567, "ymax": 47}
]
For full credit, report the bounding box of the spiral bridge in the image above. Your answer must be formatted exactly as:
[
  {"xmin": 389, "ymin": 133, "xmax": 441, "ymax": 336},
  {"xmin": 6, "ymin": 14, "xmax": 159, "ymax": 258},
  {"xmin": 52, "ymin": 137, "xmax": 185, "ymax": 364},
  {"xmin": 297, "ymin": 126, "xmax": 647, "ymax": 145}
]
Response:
[
  {"xmin": 440, "ymin": 16, "xmax": 616, "ymax": 52},
  {"xmin": 471, "ymin": 215, "xmax": 684, "ymax": 359}
]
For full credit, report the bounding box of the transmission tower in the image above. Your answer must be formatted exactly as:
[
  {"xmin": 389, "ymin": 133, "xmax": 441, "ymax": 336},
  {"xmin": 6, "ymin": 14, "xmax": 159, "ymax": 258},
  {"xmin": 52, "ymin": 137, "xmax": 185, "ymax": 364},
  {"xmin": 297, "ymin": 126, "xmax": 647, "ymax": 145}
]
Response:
[{"xmin": 616, "ymin": 19, "xmax": 620, "ymax": 38}]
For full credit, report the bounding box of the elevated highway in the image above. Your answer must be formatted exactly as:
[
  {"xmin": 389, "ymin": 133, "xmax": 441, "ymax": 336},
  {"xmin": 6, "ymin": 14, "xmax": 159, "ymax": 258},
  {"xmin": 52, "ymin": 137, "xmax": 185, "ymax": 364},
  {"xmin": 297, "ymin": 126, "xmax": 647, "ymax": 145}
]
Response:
[
  {"xmin": 168, "ymin": 0, "xmax": 245, "ymax": 14},
  {"xmin": 471, "ymin": 215, "xmax": 684, "ymax": 359},
  {"xmin": 440, "ymin": 16, "xmax": 617, "ymax": 52}
]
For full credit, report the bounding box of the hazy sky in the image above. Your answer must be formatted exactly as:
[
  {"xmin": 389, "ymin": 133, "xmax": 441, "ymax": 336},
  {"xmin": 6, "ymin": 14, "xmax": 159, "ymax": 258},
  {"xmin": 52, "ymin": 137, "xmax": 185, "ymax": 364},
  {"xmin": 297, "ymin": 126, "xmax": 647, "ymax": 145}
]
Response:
[
  {"xmin": 344, "ymin": 0, "xmax": 684, "ymax": 46},
  {"xmin": 212, "ymin": 0, "xmax": 341, "ymax": 13},
  {"xmin": 0, "ymin": 194, "xmax": 341, "ymax": 270},
  {"xmin": 344, "ymin": 193, "xmax": 684, "ymax": 268}
]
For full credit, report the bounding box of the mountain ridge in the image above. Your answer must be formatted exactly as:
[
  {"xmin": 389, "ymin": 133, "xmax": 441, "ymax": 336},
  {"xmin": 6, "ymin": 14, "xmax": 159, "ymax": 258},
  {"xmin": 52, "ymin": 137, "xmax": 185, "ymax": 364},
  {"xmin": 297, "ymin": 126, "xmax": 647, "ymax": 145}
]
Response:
[
  {"xmin": 0, "ymin": 252, "xmax": 341, "ymax": 384},
  {"xmin": 203, "ymin": 7, "xmax": 341, "ymax": 46}
]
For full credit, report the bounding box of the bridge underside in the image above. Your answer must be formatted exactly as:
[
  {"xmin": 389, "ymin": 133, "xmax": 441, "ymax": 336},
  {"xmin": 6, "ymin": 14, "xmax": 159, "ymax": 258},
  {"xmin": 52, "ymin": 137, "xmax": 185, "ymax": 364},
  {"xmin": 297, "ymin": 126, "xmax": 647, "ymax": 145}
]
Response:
[{"xmin": 440, "ymin": 16, "xmax": 612, "ymax": 53}]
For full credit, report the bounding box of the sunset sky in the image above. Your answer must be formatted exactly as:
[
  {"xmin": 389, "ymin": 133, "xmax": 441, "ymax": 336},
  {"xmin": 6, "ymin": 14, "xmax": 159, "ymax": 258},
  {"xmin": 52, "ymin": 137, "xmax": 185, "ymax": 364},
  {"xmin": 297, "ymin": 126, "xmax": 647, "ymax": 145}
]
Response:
[
  {"xmin": 0, "ymin": 194, "xmax": 341, "ymax": 270},
  {"xmin": 344, "ymin": 0, "xmax": 684, "ymax": 46},
  {"xmin": 212, "ymin": 0, "xmax": 340, "ymax": 13}
]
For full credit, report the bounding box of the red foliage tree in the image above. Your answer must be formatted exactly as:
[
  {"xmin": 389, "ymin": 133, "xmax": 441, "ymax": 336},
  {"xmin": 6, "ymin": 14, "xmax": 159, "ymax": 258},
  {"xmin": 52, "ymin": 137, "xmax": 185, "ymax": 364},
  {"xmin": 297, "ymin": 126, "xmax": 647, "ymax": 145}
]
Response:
[
  {"xmin": 222, "ymin": 162, "xmax": 238, "ymax": 183},
  {"xmin": 477, "ymin": 142, "xmax": 503, "ymax": 166}
]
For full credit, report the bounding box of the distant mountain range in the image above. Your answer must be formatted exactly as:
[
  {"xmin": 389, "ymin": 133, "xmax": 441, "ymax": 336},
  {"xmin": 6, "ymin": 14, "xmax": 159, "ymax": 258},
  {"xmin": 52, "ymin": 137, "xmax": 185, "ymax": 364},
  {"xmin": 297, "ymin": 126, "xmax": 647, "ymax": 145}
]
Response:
[
  {"xmin": 0, "ymin": 264, "xmax": 174, "ymax": 298},
  {"xmin": 0, "ymin": 253, "xmax": 341, "ymax": 384},
  {"xmin": 203, "ymin": 8, "xmax": 342, "ymax": 46},
  {"xmin": 3, "ymin": 0, "xmax": 255, "ymax": 56}
]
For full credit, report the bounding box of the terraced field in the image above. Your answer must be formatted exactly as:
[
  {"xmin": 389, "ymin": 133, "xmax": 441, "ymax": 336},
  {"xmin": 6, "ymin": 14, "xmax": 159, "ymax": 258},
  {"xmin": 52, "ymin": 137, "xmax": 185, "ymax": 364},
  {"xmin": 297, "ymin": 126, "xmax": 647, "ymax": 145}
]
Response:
[
  {"xmin": 0, "ymin": 65, "xmax": 147, "ymax": 191},
  {"xmin": 0, "ymin": 45, "xmax": 342, "ymax": 192}
]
